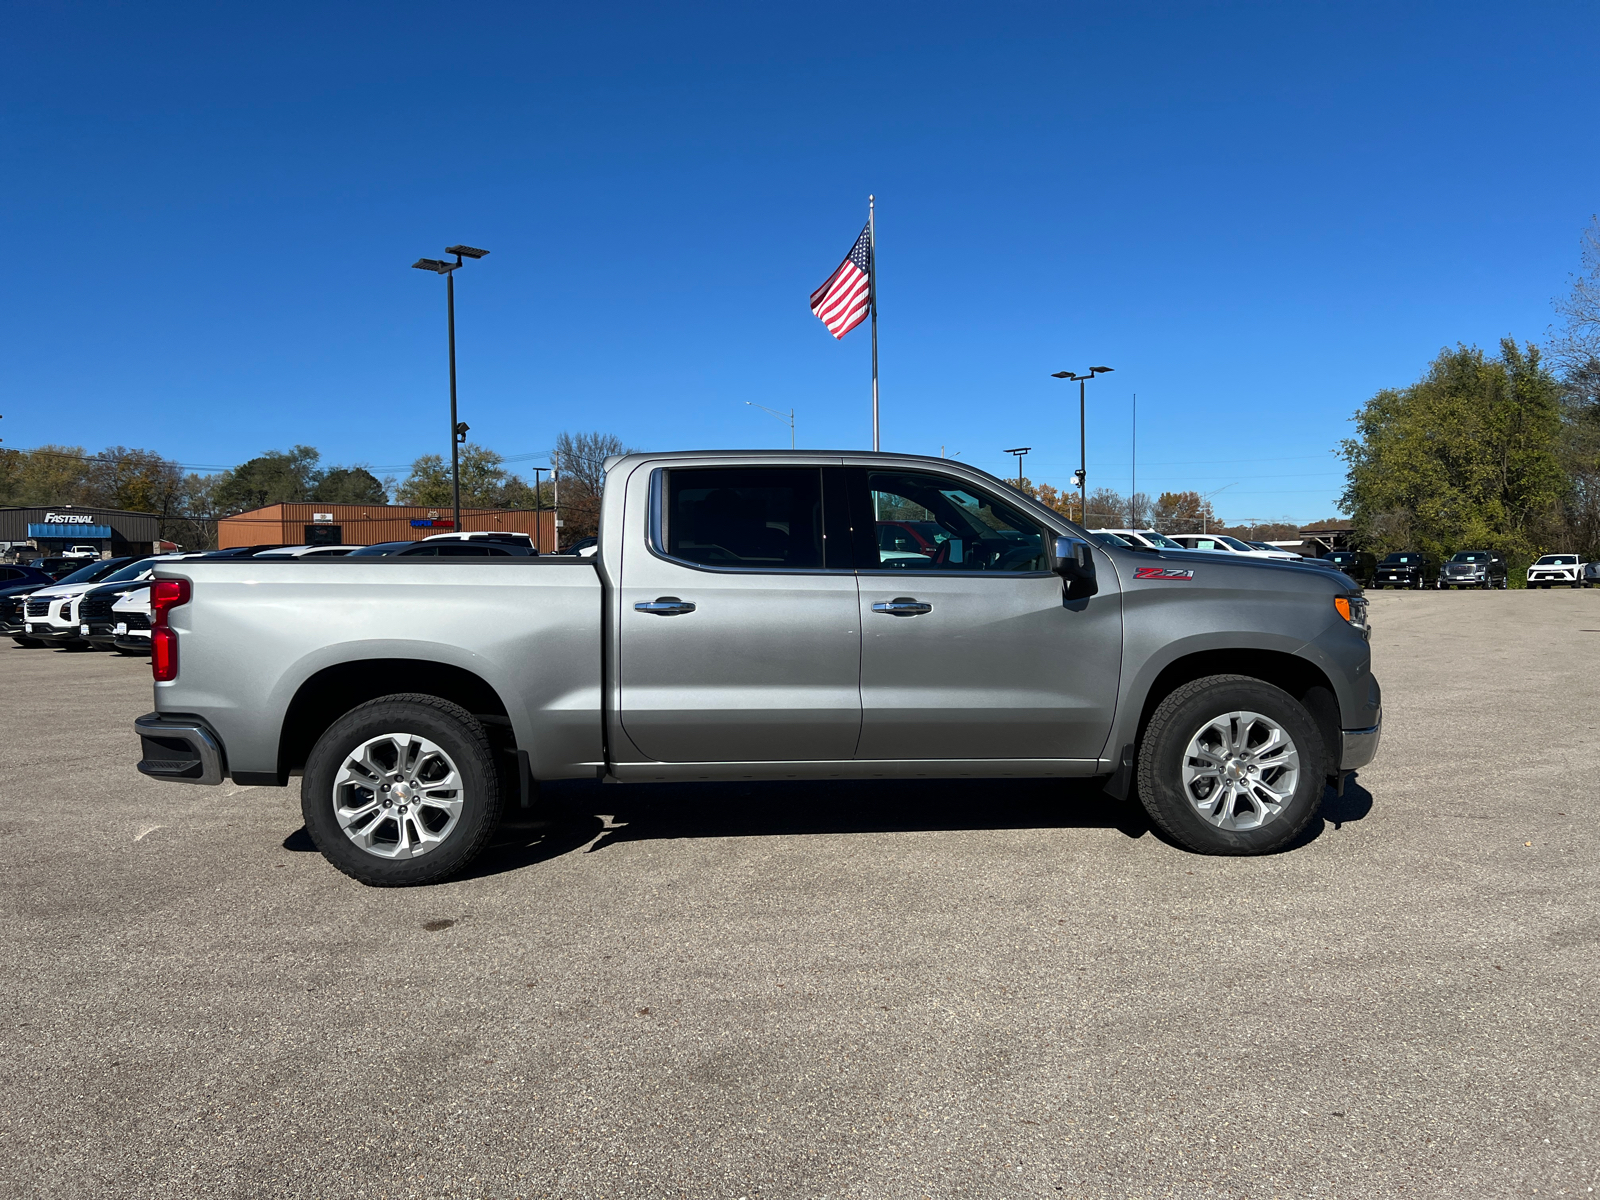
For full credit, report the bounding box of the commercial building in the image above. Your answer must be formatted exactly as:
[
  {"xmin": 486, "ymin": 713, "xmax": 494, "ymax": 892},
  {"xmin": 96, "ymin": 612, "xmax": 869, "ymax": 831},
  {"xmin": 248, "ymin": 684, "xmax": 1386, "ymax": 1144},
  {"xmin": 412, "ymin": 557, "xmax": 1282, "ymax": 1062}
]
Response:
[
  {"xmin": 216, "ymin": 502, "xmax": 557, "ymax": 550},
  {"xmin": 0, "ymin": 504, "xmax": 161, "ymax": 558}
]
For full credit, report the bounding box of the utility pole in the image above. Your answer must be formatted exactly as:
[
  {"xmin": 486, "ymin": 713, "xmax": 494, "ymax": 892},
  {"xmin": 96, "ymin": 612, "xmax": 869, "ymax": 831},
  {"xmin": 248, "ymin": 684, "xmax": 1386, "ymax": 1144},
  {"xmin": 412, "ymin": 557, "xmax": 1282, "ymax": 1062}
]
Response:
[
  {"xmin": 532, "ymin": 467, "xmax": 546, "ymax": 553},
  {"xmin": 552, "ymin": 450, "xmax": 561, "ymax": 553}
]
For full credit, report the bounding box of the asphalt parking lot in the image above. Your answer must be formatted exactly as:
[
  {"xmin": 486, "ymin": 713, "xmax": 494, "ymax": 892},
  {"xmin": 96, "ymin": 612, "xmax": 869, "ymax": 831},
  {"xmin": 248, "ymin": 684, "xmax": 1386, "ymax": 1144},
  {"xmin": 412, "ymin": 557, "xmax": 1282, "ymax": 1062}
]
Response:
[{"xmin": 2, "ymin": 590, "xmax": 1596, "ymax": 1199}]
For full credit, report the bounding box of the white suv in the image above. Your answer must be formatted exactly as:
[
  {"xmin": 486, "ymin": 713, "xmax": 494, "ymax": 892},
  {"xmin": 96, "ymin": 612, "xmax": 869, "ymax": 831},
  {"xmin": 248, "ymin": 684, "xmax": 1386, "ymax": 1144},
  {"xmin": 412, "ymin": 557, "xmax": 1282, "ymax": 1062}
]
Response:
[
  {"xmin": 1166, "ymin": 533, "xmax": 1299, "ymax": 561},
  {"xmin": 1090, "ymin": 529, "xmax": 1191, "ymax": 552},
  {"xmin": 1527, "ymin": 554, "xmax": 1586, "ymax": 588},
  {"xmin": 21, "ymin": 556, "xmax": 140, "ymax": 643}
]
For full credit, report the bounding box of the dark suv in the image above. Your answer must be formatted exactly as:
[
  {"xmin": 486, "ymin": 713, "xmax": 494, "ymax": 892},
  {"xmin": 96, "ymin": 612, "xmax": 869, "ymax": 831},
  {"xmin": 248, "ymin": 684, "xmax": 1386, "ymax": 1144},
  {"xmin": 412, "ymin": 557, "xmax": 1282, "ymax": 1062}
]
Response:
[
  {"xmin": 1373, "ymin": 550, "xmax": 1441, "ymax": 589},
  {"xmin": 1322, "ymin": 550, "xmax": 1376, "ymax": 587},
  {"xmin": 1439, "ymin": 550, "xmax": 1507, "ymax": 589}
]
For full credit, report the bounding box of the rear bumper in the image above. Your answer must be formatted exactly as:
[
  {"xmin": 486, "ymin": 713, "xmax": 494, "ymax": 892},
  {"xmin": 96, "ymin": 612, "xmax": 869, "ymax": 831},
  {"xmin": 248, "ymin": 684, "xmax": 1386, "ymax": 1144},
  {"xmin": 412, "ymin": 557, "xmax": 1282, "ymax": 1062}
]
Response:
[
  {"xmin": 1340, "ymin": 708, "xmax": 1382, "ymax": 771},
  {"xmin": 134, "ymin": 712, "xmax": 225, "ymax": 785}
]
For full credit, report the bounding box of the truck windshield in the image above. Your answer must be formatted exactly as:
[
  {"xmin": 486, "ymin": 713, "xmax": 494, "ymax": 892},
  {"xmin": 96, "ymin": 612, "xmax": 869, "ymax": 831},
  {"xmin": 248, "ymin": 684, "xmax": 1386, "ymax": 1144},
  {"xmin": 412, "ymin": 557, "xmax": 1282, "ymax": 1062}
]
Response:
[
  {"xmin": 55, "ymin": 558, "xmax": 132, "ymax": 585},
  {"xmin": 1451, "ymin": 552, "xmax": 1489, "ymax": 562},
  {"xmin": 1535, "ymin": 555, "xmax": 1578, "ymax": 565}
]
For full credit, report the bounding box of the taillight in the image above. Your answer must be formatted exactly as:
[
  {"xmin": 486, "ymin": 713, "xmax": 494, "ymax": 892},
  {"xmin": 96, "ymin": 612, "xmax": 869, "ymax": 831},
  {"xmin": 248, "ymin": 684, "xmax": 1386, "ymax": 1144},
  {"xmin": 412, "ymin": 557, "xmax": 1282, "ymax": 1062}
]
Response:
[{"xmin": 150, "ymin": 578, "xmax": 191, "ymax": 682}]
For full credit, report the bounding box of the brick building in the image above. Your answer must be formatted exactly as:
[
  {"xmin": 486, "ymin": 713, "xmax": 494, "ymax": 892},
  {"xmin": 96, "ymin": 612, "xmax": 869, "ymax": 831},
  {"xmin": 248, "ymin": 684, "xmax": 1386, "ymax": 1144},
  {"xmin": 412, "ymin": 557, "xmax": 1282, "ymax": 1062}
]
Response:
[{"xmin": 216, "ymin": 502, "xmax": 557, "ymax": 551}]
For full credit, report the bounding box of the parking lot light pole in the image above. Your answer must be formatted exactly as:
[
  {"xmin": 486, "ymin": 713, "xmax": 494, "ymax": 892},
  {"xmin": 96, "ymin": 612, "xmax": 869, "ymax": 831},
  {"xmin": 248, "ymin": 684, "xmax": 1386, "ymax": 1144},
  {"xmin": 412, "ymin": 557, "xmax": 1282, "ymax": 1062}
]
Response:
[
  {"xmin": 1050, "ymin": 366, "xmax": 1113, "ymax": 520},
  {"xmin": 413, "ymin": 245, "xmax": 490, "ymax": 531},
  {"xmin": 745, "ymin": 402, "xmax": 796, "ymax": 449},
  {"xmin": 1003, "ymin": 446, "xmax": 1031, "ymax": 489}
]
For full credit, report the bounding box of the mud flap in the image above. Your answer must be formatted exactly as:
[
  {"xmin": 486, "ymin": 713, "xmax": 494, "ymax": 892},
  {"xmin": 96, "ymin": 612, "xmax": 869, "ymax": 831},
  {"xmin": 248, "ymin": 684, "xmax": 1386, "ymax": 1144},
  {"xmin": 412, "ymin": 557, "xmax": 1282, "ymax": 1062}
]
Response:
[{"xmin": 1101, "ymin": 742, "xmax": 1136, "ymax": 801}]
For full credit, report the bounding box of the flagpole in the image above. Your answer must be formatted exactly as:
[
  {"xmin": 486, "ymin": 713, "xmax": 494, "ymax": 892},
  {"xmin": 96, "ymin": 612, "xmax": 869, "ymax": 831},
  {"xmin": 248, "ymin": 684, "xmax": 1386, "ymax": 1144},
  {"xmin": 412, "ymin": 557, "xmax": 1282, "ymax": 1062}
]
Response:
[{"xmin": 868, "ymin": 194, "xmax": 879, "ymax": 452}]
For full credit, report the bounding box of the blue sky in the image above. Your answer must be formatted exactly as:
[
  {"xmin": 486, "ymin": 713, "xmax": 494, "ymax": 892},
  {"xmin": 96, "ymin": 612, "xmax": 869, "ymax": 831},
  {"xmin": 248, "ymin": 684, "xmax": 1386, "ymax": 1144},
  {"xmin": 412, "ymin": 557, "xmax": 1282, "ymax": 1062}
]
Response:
[{"xmin": 3, "ymin": 1, "xmax": 1597, "ymax": 523}]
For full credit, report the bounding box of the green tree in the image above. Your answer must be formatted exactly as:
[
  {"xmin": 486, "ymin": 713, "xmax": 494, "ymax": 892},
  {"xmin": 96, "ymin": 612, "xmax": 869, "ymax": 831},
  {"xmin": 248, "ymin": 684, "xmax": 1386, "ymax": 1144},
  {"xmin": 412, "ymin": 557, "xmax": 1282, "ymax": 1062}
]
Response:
[
  {"xmin": 0, "ymin": 444, "xmax": 93, "ymax": 506},
  {"xmin": 86, "ymin": 446, "xmax": 185, "ymax": 514},
  {"xmin": 395, "ymin": 444, "xmax": 532, "ymax": 508},
  {"xmin": 1340, "ymin": 340, "xmax": 1564, "ymax": 572},
  {"xmin": 1154, "ymin": 490, "xmax": 1216, "ymax": 533},
  {"xmin": 210, "ymin": 446, "xmax": 324, "ymax": 514},
  {"xmin": 312, "ymin": 466, "xmax": 388, "ymax": 504}
]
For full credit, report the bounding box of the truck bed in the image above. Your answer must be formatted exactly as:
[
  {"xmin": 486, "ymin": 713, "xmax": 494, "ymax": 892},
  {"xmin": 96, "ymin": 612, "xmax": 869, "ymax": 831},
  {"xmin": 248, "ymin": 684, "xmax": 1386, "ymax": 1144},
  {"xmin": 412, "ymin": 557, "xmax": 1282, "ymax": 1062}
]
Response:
[{"xmin": 152, "ymin": 557, "xmax": 603, "ymax": 783}]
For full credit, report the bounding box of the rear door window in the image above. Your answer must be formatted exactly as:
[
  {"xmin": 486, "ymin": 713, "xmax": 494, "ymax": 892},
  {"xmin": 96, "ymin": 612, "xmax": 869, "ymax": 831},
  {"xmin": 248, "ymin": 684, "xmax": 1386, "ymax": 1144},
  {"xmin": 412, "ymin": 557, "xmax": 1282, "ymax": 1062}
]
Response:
[{"xmin": 662, "ymin": 467, "xmax": 825, "ymax": 570}]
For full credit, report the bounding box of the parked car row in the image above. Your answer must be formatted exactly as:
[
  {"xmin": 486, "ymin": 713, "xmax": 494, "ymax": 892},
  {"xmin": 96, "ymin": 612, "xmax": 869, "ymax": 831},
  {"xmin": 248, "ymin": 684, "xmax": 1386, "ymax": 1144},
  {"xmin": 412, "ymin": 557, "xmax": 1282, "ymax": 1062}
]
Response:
[
  {"xmin": 1083, "ymin": 532, "xmax": 1595, "ymax": 591},
  {"xmin": 2, "ymin": 532, "xmax": 588, "ymax": 654}
]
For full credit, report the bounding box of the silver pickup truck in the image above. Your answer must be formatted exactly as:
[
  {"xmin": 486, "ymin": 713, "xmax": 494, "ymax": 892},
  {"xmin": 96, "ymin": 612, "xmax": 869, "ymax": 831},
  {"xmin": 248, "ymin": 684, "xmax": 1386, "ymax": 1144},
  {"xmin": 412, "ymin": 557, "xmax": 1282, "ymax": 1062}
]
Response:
[{"xmin": 134, "ymin": 450, "xmax": 1381, "ymax": 885}]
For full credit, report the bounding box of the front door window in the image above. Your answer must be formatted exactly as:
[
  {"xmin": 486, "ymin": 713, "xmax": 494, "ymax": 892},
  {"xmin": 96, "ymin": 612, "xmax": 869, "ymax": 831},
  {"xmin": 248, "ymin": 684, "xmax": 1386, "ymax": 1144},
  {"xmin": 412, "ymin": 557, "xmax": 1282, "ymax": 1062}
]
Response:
[{"xmin": 864, "ymin": 472, "xmax": 1047, "ymax": 573}]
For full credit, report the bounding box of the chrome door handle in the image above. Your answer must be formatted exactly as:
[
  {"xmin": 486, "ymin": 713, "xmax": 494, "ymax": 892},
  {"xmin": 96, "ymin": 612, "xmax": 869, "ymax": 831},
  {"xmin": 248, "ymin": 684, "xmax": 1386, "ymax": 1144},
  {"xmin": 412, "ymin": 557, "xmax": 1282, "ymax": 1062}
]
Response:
[
  {"xmin": 871, "ymin": 597, "xmax": 932, "ymax": 616},
  {"xmin": 635, "ymin": 596, "xmax": 696, "ymax": 616}
]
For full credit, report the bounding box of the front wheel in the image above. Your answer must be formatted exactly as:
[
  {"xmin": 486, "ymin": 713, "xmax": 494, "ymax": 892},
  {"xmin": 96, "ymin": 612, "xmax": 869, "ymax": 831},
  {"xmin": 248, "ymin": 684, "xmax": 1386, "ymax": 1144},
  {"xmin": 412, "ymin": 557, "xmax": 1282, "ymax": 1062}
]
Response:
[
  {"xmin": 1135, "ymin": 675, "xmax": 1328, "ymax": 855},
  {"xmin": 301, "ymin": 694, "xmax": 504, "ymax": 887}
]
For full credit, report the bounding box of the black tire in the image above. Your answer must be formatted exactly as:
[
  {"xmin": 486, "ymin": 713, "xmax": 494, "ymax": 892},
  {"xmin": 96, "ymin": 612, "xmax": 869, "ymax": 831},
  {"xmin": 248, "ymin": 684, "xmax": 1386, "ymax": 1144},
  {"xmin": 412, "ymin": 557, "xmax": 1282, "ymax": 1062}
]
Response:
[
  {"xmin": 1135, "ymin": 674, "xmax": 1328, "ymax": 856},
  {"xmin": 301, "ymin": 693, "xmax": 504, "ymax": 887}
]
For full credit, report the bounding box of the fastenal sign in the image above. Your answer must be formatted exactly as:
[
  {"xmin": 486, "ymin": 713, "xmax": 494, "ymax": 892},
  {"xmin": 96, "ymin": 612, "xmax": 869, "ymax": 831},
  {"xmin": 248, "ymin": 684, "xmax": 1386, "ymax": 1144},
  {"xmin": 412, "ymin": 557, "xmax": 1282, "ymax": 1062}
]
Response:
[{"xmin": 312, "ymin": 513, "xmax": 334, "ymax": 524}]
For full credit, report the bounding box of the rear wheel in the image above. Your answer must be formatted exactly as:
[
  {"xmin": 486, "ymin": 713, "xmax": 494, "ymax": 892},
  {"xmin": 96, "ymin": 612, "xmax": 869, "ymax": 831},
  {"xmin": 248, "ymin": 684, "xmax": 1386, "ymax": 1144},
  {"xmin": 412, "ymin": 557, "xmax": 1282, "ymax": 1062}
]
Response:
[
  {"xmin": 301, "ymin": 694, "xmax": 504, "ymax": 887},
  {"xmin": 1135, "ymin": 675, "xmax": 1328, "ymax": 856}
]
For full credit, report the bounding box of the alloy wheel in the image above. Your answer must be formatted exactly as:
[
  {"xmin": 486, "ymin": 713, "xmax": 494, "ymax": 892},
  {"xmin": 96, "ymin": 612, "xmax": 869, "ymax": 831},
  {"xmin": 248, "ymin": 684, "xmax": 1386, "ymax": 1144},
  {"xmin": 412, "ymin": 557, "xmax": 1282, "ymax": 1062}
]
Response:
[
  {"xmin": 332, "ymin": 733, "xmax": 465, "ymax": 859},
  {"xmin": 1179, "ymin": 710, "xmax": 1301, "ymax": 831}
]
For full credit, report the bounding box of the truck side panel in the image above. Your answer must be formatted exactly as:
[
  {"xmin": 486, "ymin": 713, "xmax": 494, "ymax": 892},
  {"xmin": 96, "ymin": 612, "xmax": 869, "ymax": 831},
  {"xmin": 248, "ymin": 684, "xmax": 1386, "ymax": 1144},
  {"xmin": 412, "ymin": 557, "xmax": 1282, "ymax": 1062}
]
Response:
[{"xmin": 153, "ymin": 560, "xmax": 603, "ymax": 781}]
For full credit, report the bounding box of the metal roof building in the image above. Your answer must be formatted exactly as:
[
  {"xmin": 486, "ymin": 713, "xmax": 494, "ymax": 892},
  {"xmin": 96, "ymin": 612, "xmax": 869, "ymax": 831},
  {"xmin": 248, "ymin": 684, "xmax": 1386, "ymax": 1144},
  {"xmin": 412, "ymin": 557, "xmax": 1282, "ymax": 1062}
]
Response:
[
  {"xmin": 0, "ymin": 504, "xmax": 161, "ymax": 557},
  {"xmin": 215, "ymin": 502, "xmax": 557, "ymax": 551}
]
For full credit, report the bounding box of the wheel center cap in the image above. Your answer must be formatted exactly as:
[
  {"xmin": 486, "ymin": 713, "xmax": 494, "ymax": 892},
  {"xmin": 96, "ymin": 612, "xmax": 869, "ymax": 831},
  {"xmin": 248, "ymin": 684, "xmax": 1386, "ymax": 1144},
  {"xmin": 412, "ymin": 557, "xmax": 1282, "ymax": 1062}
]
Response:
[
  {"xmin": 390, "ymin": 781, "xmax": 415, "ymax": 803},
  {"xmin": 1224, "ymin": 760, "xmax": 1248, "ymax": 782}
]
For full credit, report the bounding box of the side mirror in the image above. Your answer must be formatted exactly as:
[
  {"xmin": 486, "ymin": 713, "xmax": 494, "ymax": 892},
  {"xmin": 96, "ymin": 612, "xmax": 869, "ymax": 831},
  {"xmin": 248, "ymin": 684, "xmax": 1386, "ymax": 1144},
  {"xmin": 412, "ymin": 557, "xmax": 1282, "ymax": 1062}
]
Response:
[{"xmin": 1052, "ymin": 536, "xmax": 1099, "ymax": 601}]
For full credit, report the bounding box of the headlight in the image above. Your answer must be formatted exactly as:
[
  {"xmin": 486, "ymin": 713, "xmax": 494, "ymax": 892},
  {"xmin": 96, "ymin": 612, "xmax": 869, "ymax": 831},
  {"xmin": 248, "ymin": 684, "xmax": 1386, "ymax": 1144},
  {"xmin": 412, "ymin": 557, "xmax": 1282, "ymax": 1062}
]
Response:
[{"xmin": 1335, "ymin": 595, "xmax": 1369, "ymax": 630}]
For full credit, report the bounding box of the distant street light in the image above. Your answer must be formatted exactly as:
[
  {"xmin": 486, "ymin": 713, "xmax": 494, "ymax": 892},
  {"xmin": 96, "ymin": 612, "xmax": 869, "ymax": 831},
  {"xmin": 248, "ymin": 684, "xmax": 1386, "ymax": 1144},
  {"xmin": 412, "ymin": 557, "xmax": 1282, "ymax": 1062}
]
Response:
[
  {"xmin": 1003, "ymin": 446, "xmax": 1031, "ymax": 489},
  {"xmin": 412, "ymin": 244, "xmax": 490, "ymax": 531},
  {"xmin": 745, "ymin": 402, "xmax": 796, "ymax": 449},
  {"xmin": 1050, "ymin": 366, "xmax": 1114, "ymax": 521}
]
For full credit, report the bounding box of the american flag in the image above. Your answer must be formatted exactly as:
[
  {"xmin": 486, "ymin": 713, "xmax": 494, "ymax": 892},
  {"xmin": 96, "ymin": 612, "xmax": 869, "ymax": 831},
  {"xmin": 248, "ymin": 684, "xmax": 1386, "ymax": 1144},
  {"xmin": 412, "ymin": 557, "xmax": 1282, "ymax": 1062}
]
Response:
[{"xmin": 809, "ymin": 223, "xmax": 872, "ymax": 339}]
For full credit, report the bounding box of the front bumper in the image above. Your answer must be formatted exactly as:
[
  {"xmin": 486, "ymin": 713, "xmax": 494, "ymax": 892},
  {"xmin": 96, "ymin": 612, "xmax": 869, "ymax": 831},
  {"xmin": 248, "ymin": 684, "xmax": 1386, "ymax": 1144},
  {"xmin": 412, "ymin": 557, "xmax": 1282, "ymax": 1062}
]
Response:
[
  {"xmin": 82, "ymin": 621, "xmax": 119, "ymax": 646},
  {"xmin": 134, "ymin": 712, "xmax": 225, "ymax": 785},
  {"xmin": 1340, "ymin": 707, "xmax": 1383, "ymax": 771}
]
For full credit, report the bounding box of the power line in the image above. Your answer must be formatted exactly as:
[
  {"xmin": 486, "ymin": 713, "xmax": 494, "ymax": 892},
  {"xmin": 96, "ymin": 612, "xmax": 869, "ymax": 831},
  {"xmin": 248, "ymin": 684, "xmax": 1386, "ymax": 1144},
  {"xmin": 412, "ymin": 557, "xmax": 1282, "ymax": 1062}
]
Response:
[{"xmin": 5, "ymin": 444, "xmax": 556, "ymax": 475}]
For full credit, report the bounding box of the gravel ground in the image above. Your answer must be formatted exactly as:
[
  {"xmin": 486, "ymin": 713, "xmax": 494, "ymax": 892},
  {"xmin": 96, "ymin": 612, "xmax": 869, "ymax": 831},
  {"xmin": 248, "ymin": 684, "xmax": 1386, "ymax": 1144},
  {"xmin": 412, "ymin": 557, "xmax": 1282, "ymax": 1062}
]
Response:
[{"xmin": 1, "ymin": 590, "xmax": 1596, "ymax": 1199}]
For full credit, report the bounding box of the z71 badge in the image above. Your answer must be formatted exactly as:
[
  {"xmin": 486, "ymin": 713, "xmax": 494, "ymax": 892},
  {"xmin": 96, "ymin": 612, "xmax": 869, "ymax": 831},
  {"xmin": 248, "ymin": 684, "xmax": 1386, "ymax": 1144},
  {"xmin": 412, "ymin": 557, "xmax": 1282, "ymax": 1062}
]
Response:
[{"xmin": 1134, "ymin": 566, "xmax": 1195, "ymax": 581}]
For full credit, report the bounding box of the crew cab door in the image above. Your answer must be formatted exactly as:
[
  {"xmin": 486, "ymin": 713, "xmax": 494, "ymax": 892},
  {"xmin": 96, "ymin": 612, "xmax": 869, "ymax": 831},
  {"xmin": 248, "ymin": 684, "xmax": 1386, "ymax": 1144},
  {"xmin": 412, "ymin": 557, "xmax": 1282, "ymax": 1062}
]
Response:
[
  {"xmin": 617, "ymin": 465, "xmax": 862, "ymax": 763},
  {"xmin": 849, "ymin": 467, "xmax": 1122, "ymax": 762}
]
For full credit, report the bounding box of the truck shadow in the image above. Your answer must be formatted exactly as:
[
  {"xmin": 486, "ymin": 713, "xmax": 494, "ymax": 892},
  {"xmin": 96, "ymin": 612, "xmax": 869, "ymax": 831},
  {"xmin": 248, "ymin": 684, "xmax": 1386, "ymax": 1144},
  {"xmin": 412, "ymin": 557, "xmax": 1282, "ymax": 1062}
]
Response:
[{"xmin": 454, "ymin": 773, "xmax": 1375, "ymax": 881}]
